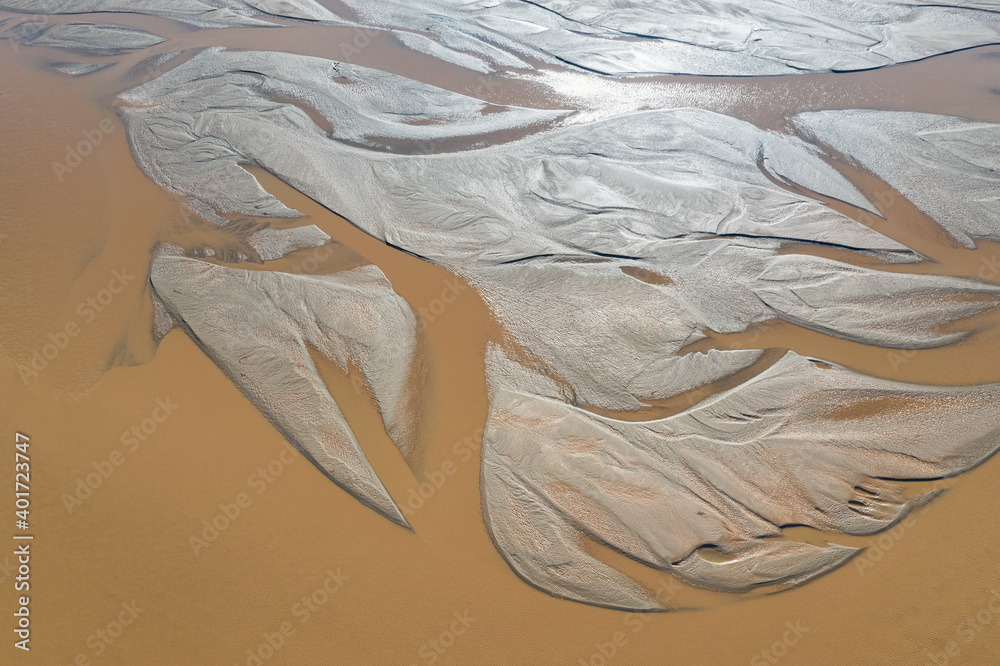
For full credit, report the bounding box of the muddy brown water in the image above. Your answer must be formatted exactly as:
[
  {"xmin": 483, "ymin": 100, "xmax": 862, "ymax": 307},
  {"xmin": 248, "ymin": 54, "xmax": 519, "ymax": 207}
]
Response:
[{"xmin": 1, "ymin": 8, "xmax": 999, "ymax": 665}]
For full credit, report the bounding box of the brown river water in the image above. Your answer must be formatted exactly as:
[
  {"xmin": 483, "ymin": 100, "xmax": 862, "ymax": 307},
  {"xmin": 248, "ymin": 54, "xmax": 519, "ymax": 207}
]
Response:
[{"xmin": 1, "ymin": 8, "xmax": 999, "ymax": 665}]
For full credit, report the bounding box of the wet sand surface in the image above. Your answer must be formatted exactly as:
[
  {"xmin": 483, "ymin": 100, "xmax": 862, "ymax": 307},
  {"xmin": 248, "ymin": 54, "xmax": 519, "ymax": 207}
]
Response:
[{"xmin": 1, "ymin": 8, "xmax": 1000, "ymax": 665}]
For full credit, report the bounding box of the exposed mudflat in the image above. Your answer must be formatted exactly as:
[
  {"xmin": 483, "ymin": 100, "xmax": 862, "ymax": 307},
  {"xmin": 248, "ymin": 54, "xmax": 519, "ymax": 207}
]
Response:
[{"xmin": 2, "ymin": 2, "xmax": 1000, "ymax": 664}]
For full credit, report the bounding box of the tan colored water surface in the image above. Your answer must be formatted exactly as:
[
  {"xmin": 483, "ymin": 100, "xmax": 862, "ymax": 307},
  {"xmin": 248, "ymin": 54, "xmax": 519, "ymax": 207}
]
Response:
[{"xmin": 1, "ymin": 10, "xmax": 999, "ymax": 666}]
